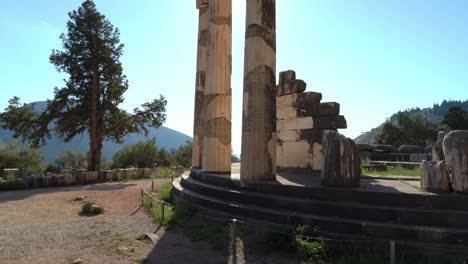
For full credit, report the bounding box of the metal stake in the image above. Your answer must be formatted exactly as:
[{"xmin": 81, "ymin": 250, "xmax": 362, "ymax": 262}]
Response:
[
  {"xmin": 232, "ymin": 219, "xmax": 237, "ymax": 264},
  {"xmin": 161, "ymin": 202, "xmax": 165, "ymax": 224},
  {"xmin": 390, "ymin": 240, "xmax": 396, "ymax": 264},
  {"xmin": 141, "ymin": 189, "xmax": 144, "ymax": 207}
]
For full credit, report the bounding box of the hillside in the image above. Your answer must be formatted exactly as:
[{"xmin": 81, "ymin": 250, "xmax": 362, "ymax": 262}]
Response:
[
  {"xmin": 0, "ymin": 101, "xmax": 192, "ymax": 163},
  {"xmin": 355, "ymin": 99, "xmax": 468, "ymax": 144}
]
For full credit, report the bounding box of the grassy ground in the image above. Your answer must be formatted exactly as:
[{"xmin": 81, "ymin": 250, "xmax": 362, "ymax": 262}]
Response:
[
  {"xmin": 362, "ymin": 165, "xmax": 420, "ymax": 177},
  {"xmin": 144, "ymin": 182, "xmax": 468, "ymax": 263}
]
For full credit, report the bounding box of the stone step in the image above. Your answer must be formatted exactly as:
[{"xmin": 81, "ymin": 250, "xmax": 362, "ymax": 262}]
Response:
[
  {"xmin": 189, "ymin": 170, "xmax": 468, "ymax": 211},
  {"xmin": 181, "ymin": 175, "xmax": 468, "ymax": 229},
  {"xmin": 172, "ymin": 177, "xmax": 468, "ymax": 245}
]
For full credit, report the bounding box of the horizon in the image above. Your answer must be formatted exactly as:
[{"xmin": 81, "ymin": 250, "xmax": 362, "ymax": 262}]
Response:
[{"xmin": 1, "ymin": 0, "xmax": 468, "ymax": 154}]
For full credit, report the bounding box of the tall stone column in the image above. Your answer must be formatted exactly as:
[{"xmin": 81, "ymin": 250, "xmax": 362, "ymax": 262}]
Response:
[
  {"xmin": 192, "ymin": 0, "xmax": 209, "ymax": 168},
  {"xmin": 241, "ymin": 0, "xmax": 276, "ymax": 181},
  {"xmin": 201, "ymin": 0, "xmax": 232, "ymax": 173}
]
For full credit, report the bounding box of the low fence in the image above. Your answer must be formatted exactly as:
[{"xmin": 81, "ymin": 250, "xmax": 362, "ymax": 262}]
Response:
[
  {"xmin": 140, "ymin": 180, "xmax": 468, "ymax": 264},
  {"xmin": 0, "ymin": 167, "xmax": 183, "ymax": 191}
]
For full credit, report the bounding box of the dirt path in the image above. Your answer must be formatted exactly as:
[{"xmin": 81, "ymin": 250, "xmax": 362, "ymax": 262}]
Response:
[
  {"xmin": 0, "ymin": 179, "xmax": 228, "ymax": 264},
  {"xmin": 0, "ymin": 179, "xmax": 296, "ymax": 264}
]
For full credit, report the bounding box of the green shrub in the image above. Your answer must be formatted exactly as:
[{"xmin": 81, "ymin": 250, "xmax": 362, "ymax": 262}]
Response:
[{"xmin": 81, "ymin": 201, "xmax": 104, "ymax": 215}]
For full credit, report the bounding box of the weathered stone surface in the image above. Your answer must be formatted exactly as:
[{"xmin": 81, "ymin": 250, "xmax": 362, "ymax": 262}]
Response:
[
  {"xmin": 443, "ymin": 130, "xmax": 468, "ymax": 194},
  {"xmin": 276, "ymin": 104, "xmax": 320, "ymax": 120},
  {"xmin": 241, "ymin": 0, "xmax": 276, "ymax": 181},
  {"xmin": 73, "ymin": 169, "xmax": 86, "ymax": 184},
  {"xmin": 279, "ymin": 70, "xmax": 296, "ymax": 84},
  {"xmin": 409, "ymin": 153, "xmax": 431, "ymax": 163},
  {"xmin": 276, "ymin": 141, "xmax": 311, "ymax": 169},
  {"xmin": 196, "ymin": 0, "xmax": 208, "ymax": 9},
  {"xmin": 276, "ymin": 92, "xmax": 322, "ymax": 108},
  {"xmin": 202, "ymin": 0, "xmax": 232, "ymax": 174},
  {"xmin": 192, "ymin": 0, "xmax": 210, "ymax": 169},
  {"xmin": 64, "ymin": 173, "xmax": 75, "ymax": 185},
  {"xmin": 321, "ymin": 130, "xmax": 361, "ymax": 188},
  {"xmin": 318, "ymin": 102, "xmax": 340, "ymax": 116},
  {"xmin": 420, "ymin": 160, "xmax": 452, "ymax": 194},
  {"xmin": 433, "ymin": 131, "xmax": 448, "ymax": 161},
  {"xmin": 424, "ymin": 145, "xmax": 433, "ymax": 153},
  {"xmin": 42, "ymin": 175, "xmax": 51, "ymax": 187},
  {"xmin": 398, "ymin": 145, "xmax": 426, "ymax": 153},
  {"xmin": 277, "ymin": 117, "xmax": 313, "ymax": 130},
  {"xmin": 84, "ymin": 171, "xmax": 98, "ymax": 183},
  {"xmin": 276, "ymin": 80, "xmax": 306, "ymax": 96}
]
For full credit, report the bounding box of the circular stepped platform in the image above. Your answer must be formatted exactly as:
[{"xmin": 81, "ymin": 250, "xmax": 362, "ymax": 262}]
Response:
[{"xmin": 172, "ymin": 167, "xmax": 468, "ymax": 246}]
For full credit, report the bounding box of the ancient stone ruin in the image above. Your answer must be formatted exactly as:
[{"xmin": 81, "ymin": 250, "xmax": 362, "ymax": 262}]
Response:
[{"xmin": 275, "ymin": 70, "xmax": 347, "ymax": 174}]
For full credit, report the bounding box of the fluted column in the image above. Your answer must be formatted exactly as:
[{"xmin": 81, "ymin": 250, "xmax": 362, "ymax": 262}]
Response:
[
  {"xmin": 241, "ymin": 0, "xmax": 276, "ymax": 181},
  {"xmin": 192, "ymin": 0, "xmax": 209, "ymax": 168},
  {"xmin": 202, "ymin": 0, "xmax": 232, "ymax": 173}
]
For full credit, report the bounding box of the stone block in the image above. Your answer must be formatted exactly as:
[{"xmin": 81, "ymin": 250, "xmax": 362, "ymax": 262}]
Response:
[
  {"xmin": 276, "ymin": 104, "xmax": 321, "ymax": 120},
  {"xmin": 318, "ymin": 102, "xmax": 340, "ymax": 116},
  {"xmin": 443, "ymin": 130, "xmax": 468, "ymax": 194},
  {"xmin": 420, "ymin": 160, "xmax": 451, "ymax": 194},
  {"xmin": 313, "ymin": 115, "xmax": 347, "ymax": 129},
  {"xmin": 279, "ymin": 70, "xmax": 296, "ymax": 84},
  {"xmin": 73, "ymin": 169, "xmax": 86, "ymax": 184},
  {"xmin": 277, "ymin": 117, "xmax": 314, "ymax": 130},
  {"xmin": 64, "ymin": 173, "xmax": 75, "ymax": 185},
  {"xmin": 55, "ymin": 175, "xmax": 65, "ymax": 186},
  {"xmin": 3, "ymin": 168, "xmax": 18, "ymax": 180},
  {"xmin": 276, "ymin": 80, "xmax": 306, "ymax": 96},
  {"xmin": 321, "ymin": 130, "xmax": 361, "ymax": 188},
  {"xmin": 276, "ymin": 141, "xmax": 312, "ymax": 169},
  {"xmin": 277, "ymin": 115, "xmax": 347, "ymax": 130},
  {"xmin": 277, "ymin": 129, "xmax": 322, "ymax": 143},
  {"xmin": 276, "ymin": 92, "xmax": 322, "ymax": 108},
  {"xmin": 433, "ymin": 131, "xmax": 448, "ymax": 161},
  {"xmin": 99, "ymin": 170, "xmax": 114, "ymax": 181},
  {"xmin": 42, "ymin": 175, "xmax": 52, "ymax": 187},
  {"xmin": 84, "ymin": 171, "xmax": 98, "ymax": 183}
]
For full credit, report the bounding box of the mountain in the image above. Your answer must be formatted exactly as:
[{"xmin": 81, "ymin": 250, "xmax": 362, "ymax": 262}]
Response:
[
  {"xmin": 0, "ymin": 101, "xmax": 192, "ymax": 163},
  {"xmin": 355, "ymin": 99, "xmax": 468, "ymax": 144}
]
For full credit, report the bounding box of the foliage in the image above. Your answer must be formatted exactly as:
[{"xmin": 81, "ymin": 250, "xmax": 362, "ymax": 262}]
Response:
[
  {"xmin": 442, "ymin": 106, "xmax": 468, "ymax": 130},
  {"xmin": 111, "ymin": 139, "xmax": 171, "ymax": 168},
  {"xmin": 44, "ymin": 164, "xmax": 61, "ymax": 174},
  {"xmin": 0, "ymin": 0, "xmax": 166, "ymax": 171},
  {"xmin": 231, "ymin": 152, "xmax": 240, "ymax": 163},
  {"xmin": 81, "ymin": 201, "xmax": 104, "ymax": 215},
  {"xmin": 0, "ymin": 141, "xmax": 44, "ymax": 177},
  {"xmin": 170, "ymin": 141, "xmax": 192, "ymax": 168},
  {"xmin": 374, "ymin": 112, "xmax": 438, "ymax": 146},
  {"xmin": 54, "ymin": 150, "xmax": 87, "ymax": 170},
  {"xmin": 151, "ymin": 167, "xmax": 178, "ymax": 179},
  {"xmin": 362, "ymin": 165, "xmax": 420, "ymax": 177}
]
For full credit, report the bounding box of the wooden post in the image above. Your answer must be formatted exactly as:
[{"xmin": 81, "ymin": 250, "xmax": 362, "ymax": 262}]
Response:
[
  {"xmin": 141, "ymin": 189, "xmax": 144, "ymax": 207},
  {"xmin": 151, "ymin": 179, "xmax": 154, "ymax": 192}
]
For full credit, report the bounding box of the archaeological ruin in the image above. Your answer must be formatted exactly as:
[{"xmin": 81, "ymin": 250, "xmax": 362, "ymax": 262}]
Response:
[{"xmin": 171, "ymin": 0, "xmax": 468, "ymax": 251}]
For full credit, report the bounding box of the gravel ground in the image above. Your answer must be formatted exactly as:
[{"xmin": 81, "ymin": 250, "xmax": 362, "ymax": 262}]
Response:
[{"xmin": 0, "ymin": 179, "xmax": 296, "ymax": 264}]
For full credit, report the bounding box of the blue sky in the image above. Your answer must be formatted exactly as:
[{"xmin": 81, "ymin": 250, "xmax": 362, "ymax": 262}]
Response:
[{"xmin": 1, "ymin": 0, "xmax": 467, "ymax": 154}]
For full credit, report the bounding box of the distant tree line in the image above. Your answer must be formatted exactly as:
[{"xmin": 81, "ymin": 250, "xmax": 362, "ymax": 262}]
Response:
[
  {"xmin": 0, "ymin": 139, "xmax": 194, "ymax": 177},
  {"xmin": 374, "ymin": 106, "xmax": 468, "ymax": 146}
]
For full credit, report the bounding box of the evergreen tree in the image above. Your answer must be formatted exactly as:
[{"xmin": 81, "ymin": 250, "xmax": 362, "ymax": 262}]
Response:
[
  {"xmin": 442, "ymin": 106, "xmax": 468, "ymax": 130},
  {"xmin": 0, "ymin": 1, "xmax": 166, "ymax": 171}
]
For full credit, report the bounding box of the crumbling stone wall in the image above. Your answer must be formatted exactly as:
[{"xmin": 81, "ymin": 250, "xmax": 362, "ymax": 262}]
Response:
[{"xmin": 275, "ymin": 70, "xmax": 347, "ymax": 174}]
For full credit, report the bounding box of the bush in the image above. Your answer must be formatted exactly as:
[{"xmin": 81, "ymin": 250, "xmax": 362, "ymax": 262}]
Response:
[
  {"xmin": 112, "ymin": 139, "xmax": 173, "ymax": 168},
  {"xmin": 81, "ymin": 201, "xmax": 104, "ymax": 215},
  {"xmin": 171, "ymin": 141, "xmax": 192, "ymax": 168},
  {"xmin": 54, "ymin": 150, "xmax": 87, "ymax": 170},
  {"xmin": 44, "ymin": 164, "xmax": 61, "ymax": 174},
  {"xmin": 0, "ymin": 141, "xmax": 44, "ymax": 178}
]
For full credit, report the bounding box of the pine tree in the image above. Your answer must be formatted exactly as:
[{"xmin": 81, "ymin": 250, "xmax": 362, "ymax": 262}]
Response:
[{"xmin": 0, "ymin": 0, "xmax": 166, "ymax": 171}]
